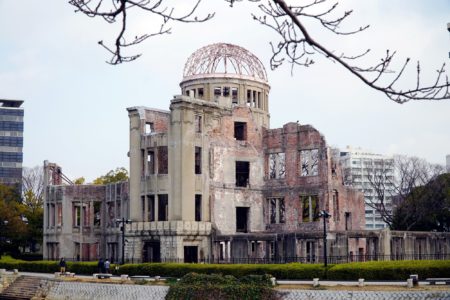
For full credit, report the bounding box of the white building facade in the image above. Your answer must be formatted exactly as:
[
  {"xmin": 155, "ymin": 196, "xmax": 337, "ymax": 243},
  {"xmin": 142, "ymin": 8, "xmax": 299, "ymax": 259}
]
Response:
[{"xmin": 340, "ymin": 147, "xmax": 395, "ymax": 229}]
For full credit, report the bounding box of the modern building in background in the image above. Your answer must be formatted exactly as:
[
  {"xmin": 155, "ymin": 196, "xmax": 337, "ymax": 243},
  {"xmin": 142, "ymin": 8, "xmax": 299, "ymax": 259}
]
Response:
[
  {"xmin": 0, "ymin": 99, "xmax": 24, "ymax": 191},
  {"xmin": 340, "ymin": 146, "xmax": 395, "ymax": 229}
]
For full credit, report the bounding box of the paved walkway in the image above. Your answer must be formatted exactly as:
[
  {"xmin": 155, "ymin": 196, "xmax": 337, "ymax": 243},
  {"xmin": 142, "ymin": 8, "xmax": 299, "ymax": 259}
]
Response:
[{"xmin": 46, "ymin": 282, "xmax": 169, "ymax": 300}]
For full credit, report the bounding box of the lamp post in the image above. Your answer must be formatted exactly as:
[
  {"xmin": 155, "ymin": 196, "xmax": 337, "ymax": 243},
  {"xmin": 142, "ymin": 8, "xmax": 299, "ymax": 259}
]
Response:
[
  {"xmin": 0, "ymin": 220, "xmax": 8, "ymax": 259},
  {"xmin": 318, "ymin": 210, "xmax": 330, "ymax": 267},
  {"xmin": 116, "ymin": 218, "xmax": 132, "ymax": 265}
]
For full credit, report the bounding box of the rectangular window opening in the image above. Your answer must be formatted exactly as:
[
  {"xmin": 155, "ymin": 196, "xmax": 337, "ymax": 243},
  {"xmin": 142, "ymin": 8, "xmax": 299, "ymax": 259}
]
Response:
[
  {"xmin": 301, "ymin": 195, "xmax": 319, "ymax": 222},
  {"xmin": 231, "ymin": 88, "xmax": 238, "ymax": 103},
  {"xmin": 268, "ymin": 153, "xmax": 285, "ymax": 179},
  {"xmin": 145, "ymin": 122, "xmax": 154, "ymax": 134},
  {"xmin": 148, "ymin": 195, "xmax": 155, "ymax": 222},
  {"xmin": 214, "ymin": 87, "xmax": 221, "ymax": 97},
  {"xmin": 195, "ymin": 194, "xmax": 202, "ymax": 221},
  {"xmin": 158, "ymin": 194, "xmax": 168, "ymax": 221},
  {"xmin": 236, "ymin": 207, "xmax": 249, "ymax": 232},
  {"xmin": 198, "ymin": 88, "xmax": 204, "ymax": 98},
  {"xmin": 268, "ymin": 198, "xmax": 285, "ymax": 224},
  {"xmin": 300, "ymin": 149, "xmax": 319, "ymax": 176},
  {"xmin": 223, "ymin": 87, "xmax": 230, "ymax": 97},
  {"xmin": 234, "ymin": 122, "xmax": 247, "ymax": 141},
  {"xmin": 147, "ymin": 150, "xmax": 155, "ymax": 174},
  {"xmin": 195, "ymin": 147, "xmax": 202, "ymax": 174},
  {"xmin": 236, "ymin": 161, "xmax": 250, "ymax": 187},
  {"xmin": 157, "ymin": 146, "xmax": 168, "ymax": 174},
  {"xmin": 94, "ymin": 202, "xmax": 101, "ymax": 226}
]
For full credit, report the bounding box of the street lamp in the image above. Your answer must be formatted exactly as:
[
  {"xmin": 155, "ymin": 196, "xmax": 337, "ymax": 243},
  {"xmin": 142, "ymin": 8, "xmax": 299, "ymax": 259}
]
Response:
[
  {"xmin": 116, "ymin": 218, "xmax": 132, "ymax": 265},
  {"xmin": 0, "ymin": 220, "xmax": 8, "ymax": 259},
  {"xmin": 318, "ymin": 210, "xmax": 330, "ymax": 267}
]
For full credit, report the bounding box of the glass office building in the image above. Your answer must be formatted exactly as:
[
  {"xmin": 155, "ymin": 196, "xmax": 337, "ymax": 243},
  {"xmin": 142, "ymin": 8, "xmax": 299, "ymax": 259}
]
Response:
[{"xmin": 0, "ymin": 99, "xmax": 24, "ymax": 191}]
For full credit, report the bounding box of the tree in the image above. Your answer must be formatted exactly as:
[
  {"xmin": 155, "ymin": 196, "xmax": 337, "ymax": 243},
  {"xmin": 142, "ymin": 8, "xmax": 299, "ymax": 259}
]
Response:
[
  {"xmin": 74, "ymin": 177, "xmax": 86, "ymax": 185},
  {"xmin": 93, "ymin": 167, "xmax": 129, "ymax": 185},
  {"xmin": 0, "ymin": 184, "xmax": 29, "ymax": 257},
  {"xmin": 22, "ymin": 166, "xmax": 45, "ymax": 253},
  {"xmin": 68, "ymin": 0, "xmax": 450, "ymax": 103},
  {"xmin": 22, "ymin": 166, "xmax": 44, "ymax": 197},
  {"xmin": 392, "ymin": 173, "xmax": 450, "ymax": 231},
  {"xmin": 365, "ymin": 155, "xmax": 445, "ymax": 228}
]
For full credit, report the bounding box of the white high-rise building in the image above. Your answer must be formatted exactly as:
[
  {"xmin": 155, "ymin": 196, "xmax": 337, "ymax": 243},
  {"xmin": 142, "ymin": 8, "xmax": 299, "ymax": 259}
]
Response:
[{"xmin": 340, "ymin": 146, "xmax": 395, "ymax": 229}]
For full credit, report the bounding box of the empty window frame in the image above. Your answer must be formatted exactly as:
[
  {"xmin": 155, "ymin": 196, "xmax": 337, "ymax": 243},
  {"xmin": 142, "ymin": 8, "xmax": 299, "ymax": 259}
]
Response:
[
  {"xmin": 141, "ymin": 196, "xmax": 146, "ymax": 221},
  {"xmin": 214, "ymin": 87, "xmax": 221, "ymax": 97},
  {"xmin": 74, "ymin": 205, "xmax": 81, "ymax": 227},
  {"xmin": 195, "ymin": 194, "xmax": 202, "ymax": 221},
  {"xmin": 235, "ymin": 161, "xmax": 250, "ymax": 187},
  {"xmin": 94, "ymin": 202, "xmax": 101, "ymax": 226},
  {"xmin": 223, "ymin": 87, "xmax": 230, "ymax": 97},
  {"xmin": 246, "ymin": 90, "xmax": 252, "ymax": 106},
  {"xmin": 301, "ymin": 195, "xmax": 319, "ymax": 222},
  {"xmin": 268, "ymin": 153, "xmax": 285, "ymax": 179},
  {"xmin": 158, "ymin": 194, "xmax": 168, "ymax": 221},
  {"xmin": 145, "ymin": 122, "xmax": 154, "ymax": 134},
  {"xmin": 148, "ymin": 195, "xmax": 155, "ymax": 222},
  {"xmin": 195, "ymin": 115, "xmax": 202, "ymax": 133},
  {"xmin": 157, "ymin": 146, "xmax": 168, "ymax": 174},
  {"xmin": 57, "ymin": 203, "xmax": 62, "ymax": 226},
  {"xmin": 195, "ymin": 147, "xmax": 202, "ymax": 174},
  {"xmin": 234, "ymin": 122, "xmax": 247, "ymax": 141},
  {"xmin": 231, "ymin": 88, "xmax": 238, "ymax": 103},
  {"xmin": 198, "ymin": 88, "xmax": 204, "ymax": 98},
  {"xmin": 147, "ymin": 150, "xmax": 155, "ymax": 174},
  {"xmin": 345, "ymin": 212, "xmax": 352, "ymax": 230},
  {"xmin": 268, "ymin": 197, "xmax": 285, "ymax": 224},
  {"xmin": 236, "ymin": 207, "xmax": 249, "ymax": 232},
  {"xmin": 300, "ymin": 149, "xmax": 319, "ymax": 176}
]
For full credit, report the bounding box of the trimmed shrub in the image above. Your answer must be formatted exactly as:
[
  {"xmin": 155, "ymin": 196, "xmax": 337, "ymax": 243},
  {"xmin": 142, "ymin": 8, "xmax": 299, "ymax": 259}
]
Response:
[
  {"xmin": 2, "ymin": 255, "xmax": 450, "ymax": 281},
  {"xmin": 166, "ymin": 273, "xmax": 279, "ymax": 300},
  {"xmin": 327, "ymin": 260, "xmax": 450, "ymax": 280}
]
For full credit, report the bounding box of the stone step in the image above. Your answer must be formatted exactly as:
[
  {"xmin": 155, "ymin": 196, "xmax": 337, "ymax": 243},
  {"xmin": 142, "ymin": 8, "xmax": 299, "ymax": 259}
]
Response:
[{"xmin": 0, "ymin": 275, "xmax": 44, "ymax": 300}]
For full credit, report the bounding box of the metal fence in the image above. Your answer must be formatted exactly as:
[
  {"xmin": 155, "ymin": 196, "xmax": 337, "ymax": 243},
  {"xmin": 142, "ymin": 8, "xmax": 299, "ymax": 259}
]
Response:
[
  {"xmin": 58, "ymin": 253, "xmax": 450, "ymax": 264},
  {"xmin": 118, "ymin": 253, "xmax": 450, "ymax": 264}
]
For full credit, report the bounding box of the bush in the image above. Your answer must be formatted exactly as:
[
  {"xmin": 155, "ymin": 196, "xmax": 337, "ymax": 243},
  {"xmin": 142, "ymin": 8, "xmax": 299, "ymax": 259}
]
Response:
[
  {"xmin": 1, "ymin": 255, "xmax": 450, "ymax": 281},
  {"xmin": 327, "ymin": 260, "xmax": 450, "ymax": 280},
  {"xmin": 166, "ymin": 273, "xmax": 279, "ymax": 300}
]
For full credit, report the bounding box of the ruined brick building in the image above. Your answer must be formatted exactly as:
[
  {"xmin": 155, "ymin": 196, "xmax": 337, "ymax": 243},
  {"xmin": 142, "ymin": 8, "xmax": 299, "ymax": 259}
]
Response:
[
  {"xmin": 125, "ymin": 43, "xmax": 365, "ymax": 263},
  {"xmin": 43, "ymin": 43, "xmax": 450, "ymax": 263}
]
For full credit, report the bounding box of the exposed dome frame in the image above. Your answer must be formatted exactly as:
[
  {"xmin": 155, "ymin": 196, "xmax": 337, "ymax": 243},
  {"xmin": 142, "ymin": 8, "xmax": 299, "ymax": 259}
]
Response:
[{"xmin": 183, "ymin": 43, "xmax": 268, "ymax": 83}]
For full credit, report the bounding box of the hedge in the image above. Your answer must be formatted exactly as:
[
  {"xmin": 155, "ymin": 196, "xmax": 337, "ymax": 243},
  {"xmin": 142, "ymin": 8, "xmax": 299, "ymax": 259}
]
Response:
[
  {"xmin": 1, "ymin": 256, "xmax": 450, "ymax": 281},
  {"xmin": 166, "ymin": 273, "xmax": 279, "ymax": 300},
  {"xmin": 326, "ymin": 260, "xmax": 450, "ymax": 280}
]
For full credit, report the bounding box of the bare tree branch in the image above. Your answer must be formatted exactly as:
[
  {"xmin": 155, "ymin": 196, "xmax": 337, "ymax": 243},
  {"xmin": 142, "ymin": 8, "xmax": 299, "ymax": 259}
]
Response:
[
  {"xmin": 255, "ymin": 0, "xmax": 450, "ymax": 103},
  {"xmin": 69, "ymin": 0, "xmax": 450, "ymax": 102},
  {"xmin": 69, "ymin": 0, "xmax": 214, "ymax": 64},
  {"xmin": 365, "ymin": 155, "xmax": 445, "ymax": 228}
]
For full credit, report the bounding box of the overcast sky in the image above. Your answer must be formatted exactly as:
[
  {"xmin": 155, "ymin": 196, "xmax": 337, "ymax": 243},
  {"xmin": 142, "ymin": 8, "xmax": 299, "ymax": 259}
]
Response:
[{"xmin": 1, "ymin": 1, "xmax": 449, "ymax": 181}]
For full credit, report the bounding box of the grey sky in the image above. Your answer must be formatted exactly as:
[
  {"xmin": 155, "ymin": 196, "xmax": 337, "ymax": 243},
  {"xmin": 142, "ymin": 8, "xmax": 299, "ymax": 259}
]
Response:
[{"xmin": 1, "ymin": 1, "xmax": 449, "ymax": 181}]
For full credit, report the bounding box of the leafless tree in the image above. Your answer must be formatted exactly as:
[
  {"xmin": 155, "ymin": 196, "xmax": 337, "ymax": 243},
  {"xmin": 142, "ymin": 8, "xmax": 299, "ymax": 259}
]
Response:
[
  {"xmin": 365, "ymin": 155, "xmax": 445, "ymax": 228},
  {"xmin": 22, "ymin": 166, "xmax": 45, "ymax": 209},
  {"xmin": 69, "ymin": 0, "xmax": 450, "ymax": 103}
]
